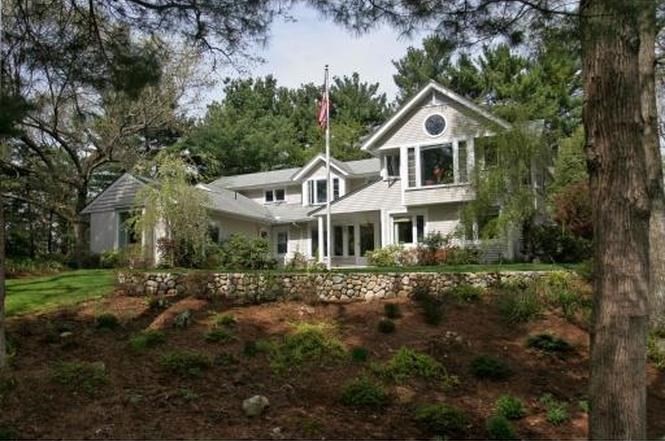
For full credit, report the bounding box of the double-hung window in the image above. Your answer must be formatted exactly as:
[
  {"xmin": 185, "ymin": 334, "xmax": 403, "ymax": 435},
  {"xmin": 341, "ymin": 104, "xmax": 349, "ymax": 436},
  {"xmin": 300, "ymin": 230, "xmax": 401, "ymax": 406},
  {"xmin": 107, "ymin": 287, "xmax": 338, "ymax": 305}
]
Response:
[
  {"xmin": 393, "ymin": 214, "xmax": 425, "ymax": 244},
  {"xmin": 265, "ymin": 188, "xmax": 285, "ymax": 203},
  {"xmin": 386, "ymin": 153, "xmax": 400, "ymax": 178}
]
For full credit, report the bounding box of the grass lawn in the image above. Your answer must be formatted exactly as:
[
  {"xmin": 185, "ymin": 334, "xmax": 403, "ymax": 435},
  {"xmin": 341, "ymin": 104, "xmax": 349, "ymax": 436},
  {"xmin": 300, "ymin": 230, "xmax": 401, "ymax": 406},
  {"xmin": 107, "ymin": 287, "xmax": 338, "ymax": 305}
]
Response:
[
  {"xmin": 6, "ymin": 269, "xmax": 115, "ymax": 317},
  {"xmin": 333, "ymin": 262, "xmax": 582, "ymax": 273}
]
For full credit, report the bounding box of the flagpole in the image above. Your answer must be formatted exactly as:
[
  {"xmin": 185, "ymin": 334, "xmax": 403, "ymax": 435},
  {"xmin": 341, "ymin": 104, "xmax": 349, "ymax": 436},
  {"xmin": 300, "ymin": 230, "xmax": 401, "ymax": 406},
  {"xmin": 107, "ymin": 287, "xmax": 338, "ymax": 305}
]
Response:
[{"xmin": 324, "ymin": 65, "xmax": 332, "ymax": 271}]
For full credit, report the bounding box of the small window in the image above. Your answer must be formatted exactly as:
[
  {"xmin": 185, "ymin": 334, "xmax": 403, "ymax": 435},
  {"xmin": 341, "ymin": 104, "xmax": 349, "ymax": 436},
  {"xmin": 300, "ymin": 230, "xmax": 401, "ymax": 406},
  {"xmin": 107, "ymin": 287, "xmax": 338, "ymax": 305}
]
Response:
[
  {"xmin": 386, "ymin": 153, "xmax": 400, "ymax": 178},
  {"xmin": 277, "ymin": 231, "xmax": 288, "ymax": 254},
  {"xmin": 265, "ymin": 190, "xmax": 274, "ymax": 203},
  {"xmin": 424, "ymin": 114, "xmax": 447, "ymax": 137},
  {"xmin": 416, "ymin": 215, "xmax": 425, "ymax": 242},
  {"xmin": 333, "ymin": 178, "xmax": 340, "ymax": 200},
  {"xmin": 265, "ymin": 188, "xmax": 285, "ymax": 203},
  {"xmin": 275, "ymin": 188, "xmax": 285, "ymax": 201},
  {"xmin": 347, "ymin": 225, "xmax": 355, "ymax": 256},
  {"xmin": 207, "ymin": 223, "xmax": 221, "ymax": 243},
  {"xmin": 334, "ymin": 225, "xmax": 343, "ymax": 256},
  {"xmin": 394, "ymin": 217, "xmax": 414, "ymax": 244},
  {"xmin": 316, "ymin": 179, "xmax": 327, "ymax": 203},
  {"xmin": 260, "ymin": 230, "xmax": 268, "ymax": 239},
  {"xmin": 309, "ymin": 178, "xmax": 339, "ymax": 204}
]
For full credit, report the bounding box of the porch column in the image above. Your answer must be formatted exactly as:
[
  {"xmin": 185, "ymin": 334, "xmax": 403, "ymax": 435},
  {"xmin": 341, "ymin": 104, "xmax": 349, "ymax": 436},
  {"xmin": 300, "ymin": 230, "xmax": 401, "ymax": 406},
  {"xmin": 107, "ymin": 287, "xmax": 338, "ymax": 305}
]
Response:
[
  {"xmin": 379, "ymin": 209, "xmax": 389, "ymax": 247},
  {"xmin": 354, "ymin": 222, "xmax": 361, "ymax": 264},
  {"xmin": 317, "ymin": 216, "xmax": 324, "ymax": 263},
  {"xmin": 342, "ymin": 225, "xmax": 349, "ymax": 257}
]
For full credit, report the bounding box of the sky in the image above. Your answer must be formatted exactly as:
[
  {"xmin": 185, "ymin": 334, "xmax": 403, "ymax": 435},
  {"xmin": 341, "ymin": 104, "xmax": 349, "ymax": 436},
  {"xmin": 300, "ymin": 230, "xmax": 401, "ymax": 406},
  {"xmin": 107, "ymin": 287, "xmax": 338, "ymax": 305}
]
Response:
[{"xmin": 198, "ymin": 4, "xmax": 425, "ymax": 114}]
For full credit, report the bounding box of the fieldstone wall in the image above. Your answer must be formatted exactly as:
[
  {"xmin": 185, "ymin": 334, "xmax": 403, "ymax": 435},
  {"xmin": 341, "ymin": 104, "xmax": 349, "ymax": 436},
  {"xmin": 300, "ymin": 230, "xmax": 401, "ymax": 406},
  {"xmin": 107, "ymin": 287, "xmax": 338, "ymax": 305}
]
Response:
[{"xmin": 116, "ymin": 270, "xmax": 556, "ymax": 303}]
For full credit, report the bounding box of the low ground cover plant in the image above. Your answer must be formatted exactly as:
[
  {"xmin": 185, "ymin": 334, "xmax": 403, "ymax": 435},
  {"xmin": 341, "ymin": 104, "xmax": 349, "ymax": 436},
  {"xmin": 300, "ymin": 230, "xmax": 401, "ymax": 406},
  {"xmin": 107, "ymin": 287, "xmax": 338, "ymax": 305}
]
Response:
[
  {"xmin": 414, "ymin": 403, "xmax": 467, "ymax": 437},
  {"xmin": 95, "ymin": 313, "xmax": 120, "ymax": 330},
  {"xmin": 377, "ymin": 318, "xmax": 396, "ymax": 333},
  {"xmin": 204, "ymin": 328, "xmax": 234, "ymax": 343},
  {"xmin": 470, "ymin": 355, "xmax": 513, "ymax": 380},
  {"xmin": 413, "ymin": 286, "xmax": 444, "ymax": 325},
  {"xmin": 340, "ymin": 376, "xmax": 389, "ymax": 409},
  {"xmin": 495, "ymin": 394, "xmax": 526, "ymax": 419},
  {"xmin": 486, "ymin": 414, "xmax": 517, "ymax": 440},
  {"xmin": 539, "ymin": 393, "xmax": 569, "ymax": 425},
  {"xmin": 212, "ymin": 313, "xmax": 237, "ymax": 328},
  {"xmin": 50, "ymin": 361, "xmax": 108, "ymax": 394},
  {"xmin": 378, "ymin": 347, "xmax": 447, "ymax": 383},
  {"xmin": 159, "ymin": 351, "xmax": 211, "ymax": 377},
  {"xmin": 648, "ymin": 329, "xmax": 665, "ymax": 370},
  {"xmin": 269, "ymin": 322, "xmax": 346, "ymax": 373},
  {"xmin": 129, "ymin": 330, "xmax": 166, "ymax": 351},
  {"xmin": 384, "ymin": 303, "xmax": 402, "ymax": 319},
  {"xmin": 497, "ymin": 284, "xmax": 542, "ymax": 324},
  {"xmin": 351, "ymin": 346, "xmax": 369, "ymax": 362},
  {"xmin": 447, "ymin": 284, "xmax": 484, "ymax": 303},
  {"xmin": 527, "ymin": 333, "xmax": 572, "ymax": 353}
]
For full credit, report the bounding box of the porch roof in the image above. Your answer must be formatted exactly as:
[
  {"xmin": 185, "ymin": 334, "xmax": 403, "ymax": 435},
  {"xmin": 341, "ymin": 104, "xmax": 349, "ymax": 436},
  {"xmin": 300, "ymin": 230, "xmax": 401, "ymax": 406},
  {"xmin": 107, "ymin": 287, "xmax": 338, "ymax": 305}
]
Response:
[{"xmin": 309, "ymin": 178, "xmax": 403, "ymax": 216}]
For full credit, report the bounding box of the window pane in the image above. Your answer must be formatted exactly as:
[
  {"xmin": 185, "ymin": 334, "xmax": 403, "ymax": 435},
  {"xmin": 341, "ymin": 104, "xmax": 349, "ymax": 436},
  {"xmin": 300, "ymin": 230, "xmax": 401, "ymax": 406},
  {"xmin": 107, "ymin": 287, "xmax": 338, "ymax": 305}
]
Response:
[
  {"xmin": 407, "ymin": 148, "xmax": 416, "ymax": 187},
  {"xmin": 458, "ymin": 141, "xmax": 468, "ymax": 183},
  {"xmin": 387, "ymin": 154, "xmax": 400, "ymax": 177},
  {"xmin": 394, "ymin": 219, "xmax": 413, "ymax": 244},
  {"xmin": 277, "ymin": 231, "xmax": 288, "ymax": 254},
  {"xmin": 334, "ymin": 225, "xmax": 343, "ymax": 256},
  {"xmin": 360, "ymin": 223, "xmax": 374, "ymax": 255},
  {"xmin": 311, "ymin": 228, "xmax": 319, "ymax": 256},
  {"xmin": 421, "ymin": 144, "xmax": 453, "ymax": 186},
  {"xmin": 416, "ymin": 215, "xmax": 425, "ymax": 242},
  {"xmin": 275, "ymin": 189, "xmax": 285, "ymax": 201},
  {"xmin": 316, "ymin": 179, "xmax": 327, "ymax": 203},
  {"xmin": 308, "ymin": 181, "xmax": 315, "ymax": 205},
  {"xmin": 347, "ymin": 225, "xmax": 355, "ymax": 256},
  {"xmin": 333, "ymin": 178, "xmax": 340, "ymax": 200},
  {"xmin": 265, "ymin": 190, "xmax": 274, "ymax": 202}
]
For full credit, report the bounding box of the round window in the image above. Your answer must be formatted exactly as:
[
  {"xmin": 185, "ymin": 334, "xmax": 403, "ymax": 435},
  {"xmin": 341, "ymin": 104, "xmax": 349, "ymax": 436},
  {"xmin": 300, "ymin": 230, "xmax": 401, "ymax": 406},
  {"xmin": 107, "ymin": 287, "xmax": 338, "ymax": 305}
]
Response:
[{"xmin": 424, "ymin": 114, "xmax": 446, "ymax": 137}]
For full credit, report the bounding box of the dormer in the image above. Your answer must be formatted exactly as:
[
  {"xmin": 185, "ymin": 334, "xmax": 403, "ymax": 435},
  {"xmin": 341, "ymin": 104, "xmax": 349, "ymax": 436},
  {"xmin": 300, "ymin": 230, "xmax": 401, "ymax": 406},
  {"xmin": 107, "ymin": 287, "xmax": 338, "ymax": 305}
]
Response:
[{"xmin": 292, "ymin": 154, "xmax": 351, "ymax": 207}]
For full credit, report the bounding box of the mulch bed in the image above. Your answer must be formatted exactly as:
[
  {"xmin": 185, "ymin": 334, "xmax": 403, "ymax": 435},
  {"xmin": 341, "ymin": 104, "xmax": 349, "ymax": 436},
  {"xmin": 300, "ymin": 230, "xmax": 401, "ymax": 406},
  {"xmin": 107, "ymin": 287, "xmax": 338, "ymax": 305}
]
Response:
[{"xmin": 2, "ymin": 290, "xmax": 664, "ymax": 439}]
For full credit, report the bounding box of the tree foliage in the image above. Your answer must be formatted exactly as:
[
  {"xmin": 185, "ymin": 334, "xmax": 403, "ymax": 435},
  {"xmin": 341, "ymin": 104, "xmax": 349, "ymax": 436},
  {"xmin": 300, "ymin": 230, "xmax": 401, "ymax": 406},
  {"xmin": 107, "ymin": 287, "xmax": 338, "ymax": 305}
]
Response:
[
  {"xmin": 132, "ymin": 154, "xmax": 210, "ymax": 268},
  {"xmin": 179, "ymin": 73, "xmax": 389, "ymax": 180}
]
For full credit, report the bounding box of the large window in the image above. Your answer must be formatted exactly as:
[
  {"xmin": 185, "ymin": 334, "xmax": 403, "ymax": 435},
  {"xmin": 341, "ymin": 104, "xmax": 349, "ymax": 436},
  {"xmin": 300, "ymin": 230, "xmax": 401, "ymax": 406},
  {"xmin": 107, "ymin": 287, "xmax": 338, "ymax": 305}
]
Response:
[
  {"xmin": 386, "ymin": 153, "xmax": 400, "ymax": 178},
  {"xmin": 421, "ymin": 144, "xmax": 454, "ymax": 186},
  {"xmin": 308, "ymin": 178, "xmax": 340, "ymax": 205},
  {"xmin": 360, "ymin": 223, "xmax": 375, "ymax": 256},
  {"xmin": 277, "ymin": 231, "xmax": 288, "ymax": 254},
  {"xmin": 347, "ymin": 225, "xmax": 355, "ymax": 256},
  {"xmin": 393, "ymin": 214, "xmax": 425, "ymax": 244},
  {"xmin": 118, "ymin": 211, "xmax": 139, "ymax": 248}
]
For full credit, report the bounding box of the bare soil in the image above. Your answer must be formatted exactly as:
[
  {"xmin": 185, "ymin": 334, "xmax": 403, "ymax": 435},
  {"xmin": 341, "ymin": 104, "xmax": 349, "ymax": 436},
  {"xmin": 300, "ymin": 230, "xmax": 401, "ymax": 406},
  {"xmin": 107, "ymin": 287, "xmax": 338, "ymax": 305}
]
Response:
[{"xmin": 2, "ymin": 290, "xmax": 664, "ymax": 440}]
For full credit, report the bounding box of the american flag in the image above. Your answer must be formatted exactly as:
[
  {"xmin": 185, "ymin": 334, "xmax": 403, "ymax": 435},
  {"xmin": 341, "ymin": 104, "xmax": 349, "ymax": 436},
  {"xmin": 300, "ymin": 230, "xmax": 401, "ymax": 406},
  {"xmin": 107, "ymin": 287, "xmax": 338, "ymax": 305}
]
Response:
[{"xmin": 317, "ymin": 89, "xmax": 329, "ymax": 129}]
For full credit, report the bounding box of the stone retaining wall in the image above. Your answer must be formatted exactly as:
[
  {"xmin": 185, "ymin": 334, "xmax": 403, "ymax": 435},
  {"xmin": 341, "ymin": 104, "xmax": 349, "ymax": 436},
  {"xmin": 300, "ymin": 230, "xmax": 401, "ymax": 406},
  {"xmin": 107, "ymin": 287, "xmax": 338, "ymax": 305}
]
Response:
[{"xmin": 117, "ymin": 270, "xmax": 557, "ymax": 303}]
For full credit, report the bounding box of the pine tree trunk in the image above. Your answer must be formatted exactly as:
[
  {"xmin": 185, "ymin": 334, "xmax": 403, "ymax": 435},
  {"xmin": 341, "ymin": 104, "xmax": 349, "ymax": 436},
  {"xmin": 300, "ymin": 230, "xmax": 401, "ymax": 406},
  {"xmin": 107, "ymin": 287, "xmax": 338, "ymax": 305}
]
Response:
[
  {"xmin": 638, "ymin": 1, "xmax": 665, "ymax": 331},
  {"xmin": 0, "ymin": 189, "xmax": 7, "ymax": 370},
  {"xmin": 581, "ymin": 0, "xmax": 650, "ymax": 439}
]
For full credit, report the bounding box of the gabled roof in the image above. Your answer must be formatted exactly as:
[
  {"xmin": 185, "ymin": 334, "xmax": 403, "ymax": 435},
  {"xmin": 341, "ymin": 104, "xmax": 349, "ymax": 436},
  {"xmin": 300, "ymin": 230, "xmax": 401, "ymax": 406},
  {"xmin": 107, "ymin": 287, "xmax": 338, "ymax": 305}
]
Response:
[
  {"xmin": 290, "ymin": 154, "xmax": 350, "ymax": 181},
  {"xmin": 360, "ymin": 80, "xmax": 511, "ymax": 151},
  {"xmin": 81, "ymin": 173, "xmax": 148, "ymax": 214},
  {"xmin": 309, "ymin": 178, "xmax": 403, "ymax": 216}
]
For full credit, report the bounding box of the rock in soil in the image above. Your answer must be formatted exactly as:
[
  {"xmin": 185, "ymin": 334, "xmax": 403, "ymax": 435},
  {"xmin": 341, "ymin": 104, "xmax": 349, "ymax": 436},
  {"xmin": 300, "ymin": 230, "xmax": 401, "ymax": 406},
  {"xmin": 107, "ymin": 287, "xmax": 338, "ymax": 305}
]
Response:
[{"xmin": 243, "ymin": 395, "xmax": 270, "ymax": 417}]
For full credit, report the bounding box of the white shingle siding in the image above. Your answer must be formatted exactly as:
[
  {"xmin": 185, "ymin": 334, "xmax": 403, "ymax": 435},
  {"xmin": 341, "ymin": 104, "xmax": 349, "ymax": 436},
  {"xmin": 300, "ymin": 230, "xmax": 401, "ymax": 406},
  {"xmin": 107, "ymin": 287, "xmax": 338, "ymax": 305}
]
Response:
[
  {"xmin": 90, "ymin": 211, "xmax": 118, "ymax": 253},
  {"xmin": 404, "ymin": 184, "xmax": 475, "ymax": 206},
  {"xmin": 427, "ymin": 203, "xmax": 463, "ymax": 238},
  {"xmin": 375, "ymin": 93, "xmax": 486, "ymax": 150}
]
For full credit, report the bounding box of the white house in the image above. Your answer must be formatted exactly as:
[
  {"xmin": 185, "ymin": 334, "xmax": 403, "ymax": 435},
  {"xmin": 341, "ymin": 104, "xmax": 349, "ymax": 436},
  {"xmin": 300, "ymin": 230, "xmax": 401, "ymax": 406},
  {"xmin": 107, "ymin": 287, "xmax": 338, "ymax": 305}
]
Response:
[{"xmin": 82, "ymin": 80, "xmax": 521, "ymax": 266}]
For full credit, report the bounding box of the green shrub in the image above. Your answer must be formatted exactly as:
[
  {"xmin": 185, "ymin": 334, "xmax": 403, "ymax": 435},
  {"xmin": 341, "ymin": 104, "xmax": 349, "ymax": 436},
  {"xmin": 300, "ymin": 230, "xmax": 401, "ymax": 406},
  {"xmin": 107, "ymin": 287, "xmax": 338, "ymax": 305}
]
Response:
[
  {"xmin": 413, "ymin": 287, "xmax": 444, "ymax": 325},
  {"xmin": 269, "ymin": 322, "xmax": 346, "ymax": 373},
  {"xmin": 340, "ymin": 377, "xmax": 389, "ymax": 409},
  {"xmin": 351, "ymin": 346, "xmax": 369, "ymax": 362},
  {"xmin": 448, "ymin": 284, "xmax": 484, "ymax": 302},
  {"xmin": 539, "ymin": 272, "xmax": 585, "ymax": 320},
  {"xmin": 366, "ymin": 245, "xmax": 417, "ymax": 267},
  {"xmin": 470, "ymin": 355, "xmax": 512, "ymax": 380},
  {"xmin": 445, "ymin": 246, "xmax": 481, "ymax": 265},
  {"xmin": 51, "ymin": 361, "xmax": 108, "ymax": 394},
  {"xmin": 213, "ymin": 313, "xmax": 237, "ymax": 328},
  {"xmin": 378, "ymin": 318, "xmax": 396, "ymax": 334},
  {"xmin": 243, "ymin": 339, "xmax": 273, "ymax": 357},
  {"xmin": 495, "ymin": 394, "xmax": 526, "ymax": 419},
  {"xmin": 95, "ymin": 313, "xmax": 120, "ymax": 330},
  {"xmin": 527, "ymin": 334, "xmax": 572, "ymax": 353},
  {"xmin": 539, "ymin": 394, "xmax": 569, "ymax": 425},
  {"xmin": 205, "ymin": 328, "xmax": 234, "ymax": 343},
  {"xmin": 384, "ymin": 303, "xmax": 402, "ymax": 319},
  {"xmin": 414, "ymin": 404, "xmax": 467, "ymax": 437},
  {"xmin": 380, "ymin": 347, "xmax": 445, "ymax": 383},
  {"xmin": 578, "ymin": 400, "xmax": 590, "ymax": 413},
  {"xmin": 219, "ymin": 234, "xmax": 276, "ymax": 270},
  {"xmin": 173, "ymin": 310, "xmax": 193, "ymax": 329},
  {"xmin": 486, "ymin": 415, "xmax": 517, "ymax": 440},
  {"xmin": 159, "ymin": 351, "xmax": 211, "ymax": 377},
  {"xmin": 497, "ymin": 286, "xmax": 542, "ymax": 323},
  {"xmin": 6, "ymin": 257, "xmax": 66, "ymax": 278},
  {"xmin": 100, "ymin": 250, "xmax": 121, "ymax": 268},
  {"xmin": 129, "ymin": 330, "xmax": 166, "ymax": 351}
]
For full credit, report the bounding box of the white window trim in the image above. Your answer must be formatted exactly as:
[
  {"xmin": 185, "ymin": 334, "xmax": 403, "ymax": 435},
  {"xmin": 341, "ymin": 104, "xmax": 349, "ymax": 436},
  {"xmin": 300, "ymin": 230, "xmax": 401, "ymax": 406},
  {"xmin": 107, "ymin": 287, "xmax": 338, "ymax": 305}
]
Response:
[
  {"xmin": 422, "ymin": 112, "xmax": 448, "ymax": 138},
  {"xmin": 307, "ymin": 177, "xmax": 340, "ymax": 206},
  {"xmin": 264, "ymin": 187, "xmax": 286, "ymax": 204},
  {"xmin": 404, "ymin": 137, "xmax": 474, "ymax": 190},
  {"xmin": 388, "ymin": 209, "xmax": 428, "ymax": 246}
]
